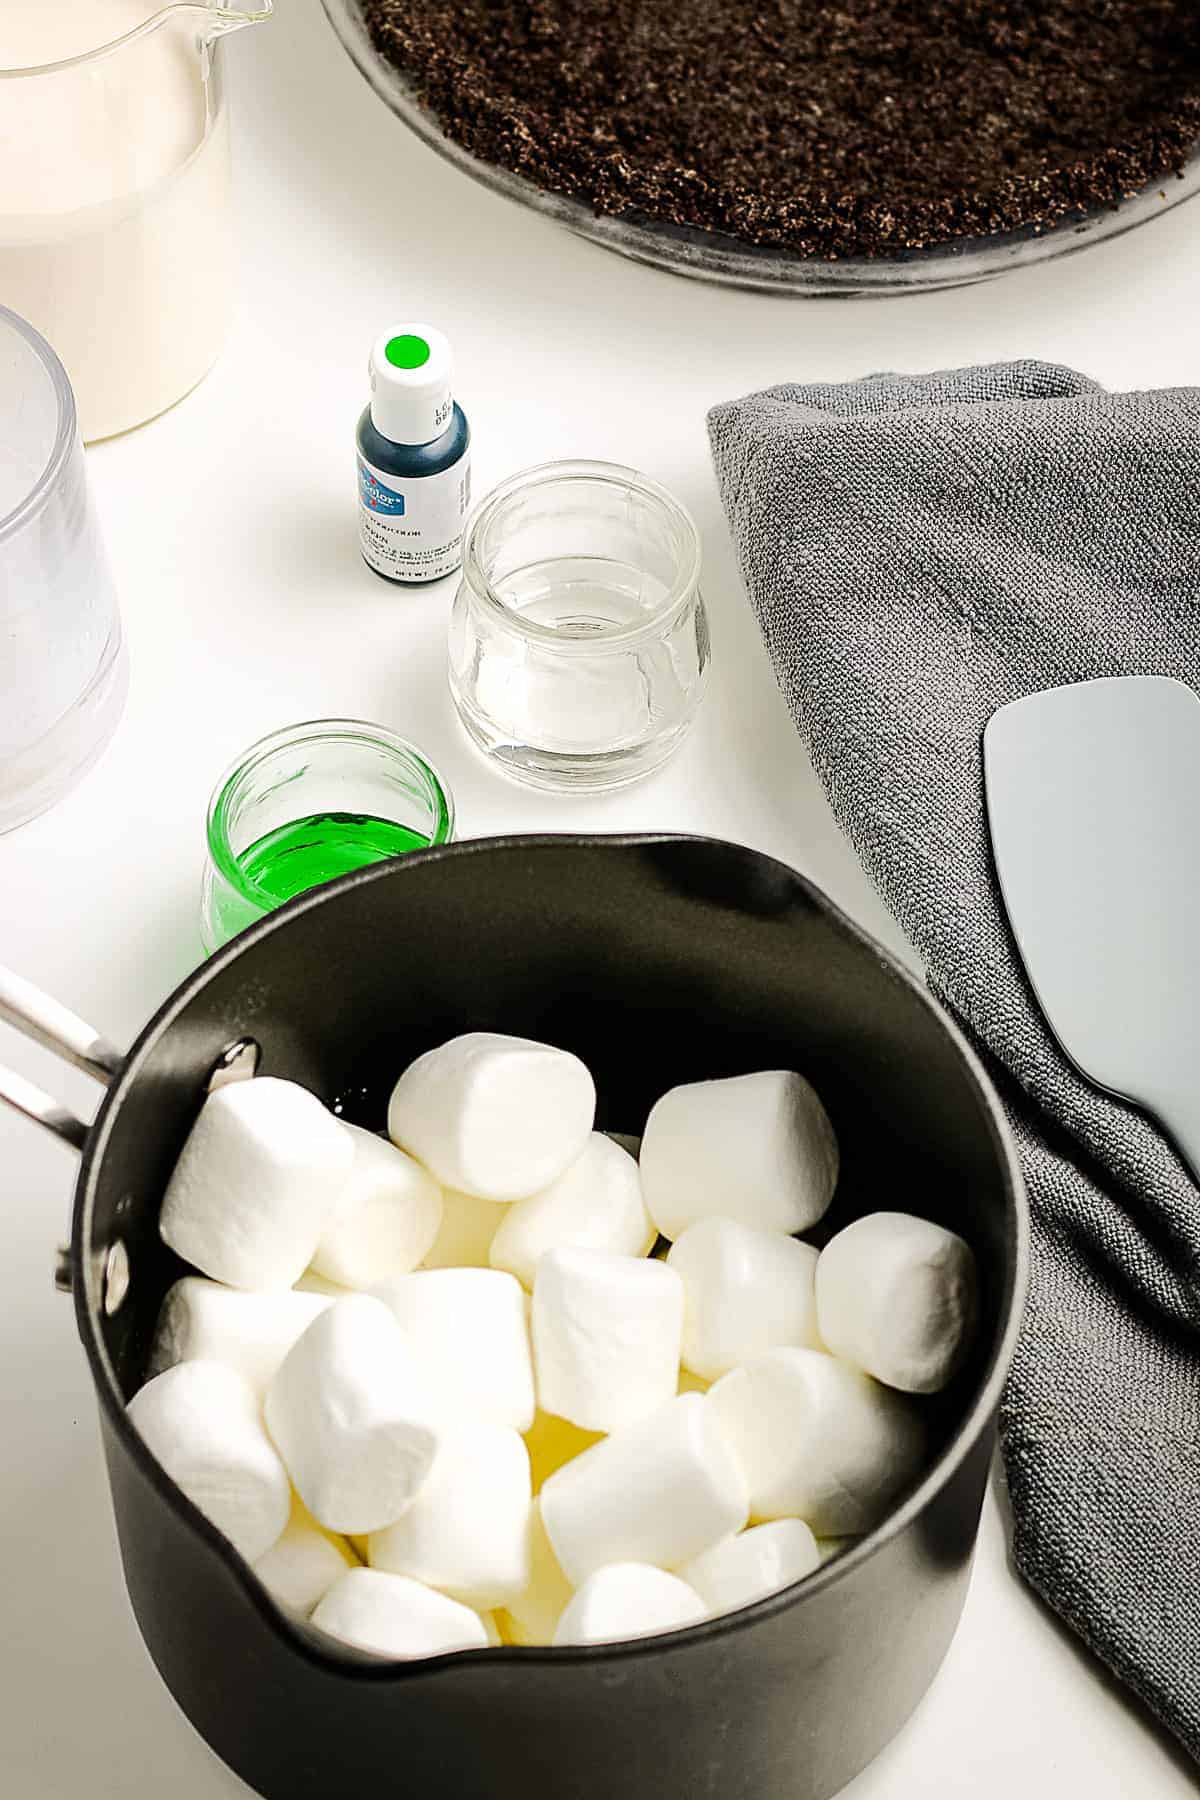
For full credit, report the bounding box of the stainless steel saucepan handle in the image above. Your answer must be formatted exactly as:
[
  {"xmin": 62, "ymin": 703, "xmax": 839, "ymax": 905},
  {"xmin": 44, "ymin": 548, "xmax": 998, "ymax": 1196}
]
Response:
[{"xmin": 0, "ymin": 965, "xmax": 123, "ymax": 1152}]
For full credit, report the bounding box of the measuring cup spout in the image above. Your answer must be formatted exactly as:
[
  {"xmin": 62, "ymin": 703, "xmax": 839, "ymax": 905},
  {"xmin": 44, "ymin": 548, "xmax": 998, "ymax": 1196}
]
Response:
[
  {"xmin": 138, "ymin": 3, "xmax": 273, "ymax": 48},
  {"xmin": 201, "ymin": 2, "xmax": 275, "ymax": 39}
]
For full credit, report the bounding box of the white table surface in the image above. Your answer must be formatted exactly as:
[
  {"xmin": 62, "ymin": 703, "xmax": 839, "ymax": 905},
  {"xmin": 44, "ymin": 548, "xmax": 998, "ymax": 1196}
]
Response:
[{"xmin": 4, "ymin": 3, "xmax": 1199, "ymax": 1793}]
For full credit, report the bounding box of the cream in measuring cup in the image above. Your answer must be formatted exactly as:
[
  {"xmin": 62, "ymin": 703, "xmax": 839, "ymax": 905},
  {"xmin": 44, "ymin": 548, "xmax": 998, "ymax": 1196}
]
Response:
[{"xmin": 0, "ymin": 1, "xmax": 271, "ymax": 442}]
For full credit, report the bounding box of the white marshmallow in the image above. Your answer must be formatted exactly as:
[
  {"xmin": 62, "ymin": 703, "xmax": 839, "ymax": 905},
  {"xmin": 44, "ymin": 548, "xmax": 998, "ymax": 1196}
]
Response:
[
  {"xmin": 312, "ymin": 1125, "xmax": 443, "ymax": 1290},
  {"xmin": 532, "ymin": 1247, "xmax": 683, "ymax": 1433},
  {"xmin": 707, "ymin": 1347, "xmax": 925, "ymax": 1536},
  {"xmin": 553, "ymin": 1565, "xmax": 707, "ymax": 1647},
  {"xmin": 639, "ymin": 1071, "xmax": 839, "ymax": 1241},
  {"xmin": 490, "ymin": 1133, "xmax": 654, "ymax": 1290},
  {"xmin": 677, "ymin": 1520, "xmax": 820, "ymax": 1617},
  {"xmin": 387, "ymin": 1032, "xmax": 596, "ymax": 1201},
  {"xmin": 541, "ymin": 1393, "xmax": 748, "ymax": 1585},
  {"xmin": 816, "ymin": 1211, "xmax": 978, "ymax": 1394},
  {"xmin": 128, "ymin": 1360, "xmax": 290, "ymax": 1563},
  {"xmin": 159, "ymin": 1077, "xmax": 354, "ymax": 1291},
  {"xmin": 310, "ymin": 1569, "xmax": 489, "ymax": 1659},
  {"xmin": 253, "ymin": 1496, "xmax": 355, "ymax": 1615},
  {"xmin": 422, "ymin": 1188, "xmax": 507, "ymax": 1269},
  {"xmin": 500, "ymin": 1501, "xmax": 575, "ymax": 1646},
  {"xmin": 294, "ymin": 1269, "xmax": 356, "ymax": 1298},
  {"xmin": 264, "ymin": 1295, "xmax": 441, "ymax": 1534},
  {"xmin": 372, "ymin": 1269, "xmax": 535, "ymax": 1432},
  {"xmin": 481, "ymin": 1610, "xmax": 504, "ymax": 1646},
  {"xmin": 369, "ymin": 1423, "xmax": 532, "ymax": 1609},
  {"xmin": 667, "ymin": 1219, "xmax": 821, "ymax": 1381},
  {"xmin": 148, "ymin": 1278, "xmax": 331, "ymax": 1398}
]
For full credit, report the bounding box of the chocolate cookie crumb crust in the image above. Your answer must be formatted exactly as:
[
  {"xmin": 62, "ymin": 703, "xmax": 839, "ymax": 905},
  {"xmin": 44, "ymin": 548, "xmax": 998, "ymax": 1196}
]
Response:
[{"xmin": 360, "ymin": 1, "xmax": 1200, "ymax": 261}]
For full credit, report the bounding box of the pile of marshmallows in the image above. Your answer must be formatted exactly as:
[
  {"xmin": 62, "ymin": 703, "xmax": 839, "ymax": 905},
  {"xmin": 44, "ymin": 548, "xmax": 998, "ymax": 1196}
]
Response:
[{"xmin": 129, "ymin": 1032, "xmax": 977, "ymax": 1660}]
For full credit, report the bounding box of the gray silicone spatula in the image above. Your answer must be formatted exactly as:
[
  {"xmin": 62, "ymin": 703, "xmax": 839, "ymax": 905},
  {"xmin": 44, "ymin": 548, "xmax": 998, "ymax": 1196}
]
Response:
[{"xmin": 984, "ymin": 674, "xmax": 1200, "ymax": 1181}]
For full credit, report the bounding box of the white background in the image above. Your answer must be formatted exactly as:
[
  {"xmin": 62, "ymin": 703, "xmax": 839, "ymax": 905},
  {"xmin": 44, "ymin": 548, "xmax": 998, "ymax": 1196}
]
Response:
[{"xmin": 3, "ymin": 2, "xmax": 1199, "ymax": 1793}]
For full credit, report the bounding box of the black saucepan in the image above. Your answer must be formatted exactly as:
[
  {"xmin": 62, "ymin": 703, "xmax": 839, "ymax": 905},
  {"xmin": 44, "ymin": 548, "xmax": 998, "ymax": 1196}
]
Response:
[{"xmin": 2, "ymin": 835, "xmax": 1027, "ymax": 1800}]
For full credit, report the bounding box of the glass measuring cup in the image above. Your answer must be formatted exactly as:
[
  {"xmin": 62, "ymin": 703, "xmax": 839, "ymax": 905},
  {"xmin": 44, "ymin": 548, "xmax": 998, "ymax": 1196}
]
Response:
[
  {"xmin": 0, "ymin": 3, "xmax": 273, "ymax": 442},
  {"xmin": 0, "ymin": 307, "xmax": 128, "ymax": 833}
]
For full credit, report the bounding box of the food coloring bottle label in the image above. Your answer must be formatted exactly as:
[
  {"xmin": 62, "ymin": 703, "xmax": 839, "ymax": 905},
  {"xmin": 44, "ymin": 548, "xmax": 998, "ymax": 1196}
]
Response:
[{"xmin": 357, "ymin": 453, "xmax": 471, "ymax": 584}]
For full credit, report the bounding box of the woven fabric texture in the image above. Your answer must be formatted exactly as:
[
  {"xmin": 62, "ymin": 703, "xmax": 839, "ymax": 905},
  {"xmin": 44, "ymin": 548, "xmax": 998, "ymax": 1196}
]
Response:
[{"xmin": 709, "ymin": 362, "xmax": 1200, "ymax": 1758}]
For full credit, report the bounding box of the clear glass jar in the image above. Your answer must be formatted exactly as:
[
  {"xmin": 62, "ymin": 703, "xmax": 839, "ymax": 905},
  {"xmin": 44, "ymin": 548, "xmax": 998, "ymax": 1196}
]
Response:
[
  {"xmin": 0, "ymin": 304, "xmax": 127, "ymax": 834},
  {"xmin": 200, "ymin": 719, "xmax": 455, "ymax": 951},
  {"xmin": 448, "ymin": 460, "xmax": 709, "ymax": 792}
]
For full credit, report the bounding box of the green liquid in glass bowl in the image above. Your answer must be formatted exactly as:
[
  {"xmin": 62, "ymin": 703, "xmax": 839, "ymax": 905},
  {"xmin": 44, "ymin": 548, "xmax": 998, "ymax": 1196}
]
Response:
[
  {"xmin": 239, "ymin": 811, "xmax": 433, "ymax": 903},
  {"xmin": 200, "ymin": 722, "xmax": 455, "ymax": 952}
]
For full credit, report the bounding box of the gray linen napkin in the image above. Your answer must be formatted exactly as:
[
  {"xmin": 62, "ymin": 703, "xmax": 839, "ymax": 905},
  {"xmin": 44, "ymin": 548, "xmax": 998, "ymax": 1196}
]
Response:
[{"xmin": 709, "ymin": 362, "xmax": 1200, "ymax": 1759}]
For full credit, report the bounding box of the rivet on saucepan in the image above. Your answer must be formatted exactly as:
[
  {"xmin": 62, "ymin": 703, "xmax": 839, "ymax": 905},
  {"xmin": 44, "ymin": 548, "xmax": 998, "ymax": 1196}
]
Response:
[
  {"xmin": 53, "ymin": 1243, "xmax": 73, "ymax": 1294},
  {"xmin": 207, "ymin": 1037, "xmax": 262, "ymax": 1093},
  {"xmin": 103, "ymin": 1240, "xmax": 131, "ymax": 1317}
]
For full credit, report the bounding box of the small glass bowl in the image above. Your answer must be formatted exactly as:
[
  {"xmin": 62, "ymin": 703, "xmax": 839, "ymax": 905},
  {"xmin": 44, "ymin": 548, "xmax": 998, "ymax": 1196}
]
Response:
[
  {"xmin": 448, "ymin": 460, "xmax": 710, "ymax": 793},
  {"xmin": 200, "ymin": 719, "xmax": 455, "ymax": 951}
]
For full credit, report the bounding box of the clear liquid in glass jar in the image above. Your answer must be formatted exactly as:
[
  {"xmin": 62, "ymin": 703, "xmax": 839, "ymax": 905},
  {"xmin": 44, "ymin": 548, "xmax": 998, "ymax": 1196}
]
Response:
[{"xmin": 449, "ymin": 463, "xmax": 709, "ymax": 792}]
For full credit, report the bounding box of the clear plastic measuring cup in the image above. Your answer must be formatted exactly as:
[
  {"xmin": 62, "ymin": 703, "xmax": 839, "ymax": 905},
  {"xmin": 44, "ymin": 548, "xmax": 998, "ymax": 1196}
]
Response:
[
  {"xmin": 0, "ymin": 306, "xmax": 128, "ymax": 833},
  {"xmin": 0, "ymin": 3, "xmax": 273, "ymax": 442}
]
